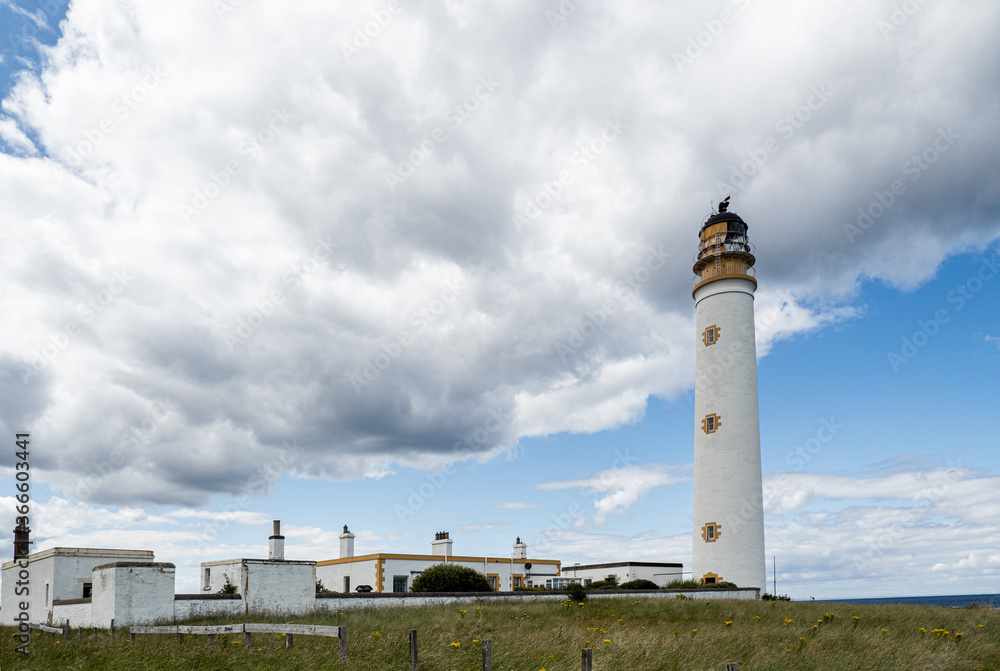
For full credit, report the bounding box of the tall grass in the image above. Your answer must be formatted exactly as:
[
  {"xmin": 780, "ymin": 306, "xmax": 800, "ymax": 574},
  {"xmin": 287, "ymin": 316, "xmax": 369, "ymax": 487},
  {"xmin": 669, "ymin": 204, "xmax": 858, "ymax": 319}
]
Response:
[{"xmin": 1, "ymin": 597, "xmax": 997, "ymax": 670}]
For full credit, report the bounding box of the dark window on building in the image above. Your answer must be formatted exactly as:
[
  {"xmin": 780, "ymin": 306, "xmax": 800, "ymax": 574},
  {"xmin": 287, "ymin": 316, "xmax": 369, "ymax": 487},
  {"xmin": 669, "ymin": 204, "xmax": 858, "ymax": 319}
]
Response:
[
  {"xmin": 343, "ymin": 576, "xmax": 350, "ymax": 593},
  {"xmin": 82, "ymin": 583, "xmax": 92, "ymax": 598},
  {"xmin": 393, "ymin": 576, "xmax": 407, "ymax": 593}
]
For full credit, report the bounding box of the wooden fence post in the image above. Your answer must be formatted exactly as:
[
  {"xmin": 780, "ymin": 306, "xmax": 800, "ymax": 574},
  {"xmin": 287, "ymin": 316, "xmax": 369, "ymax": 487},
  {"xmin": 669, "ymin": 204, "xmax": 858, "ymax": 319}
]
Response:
[
  {"xmin": 581, "ymin": 647, "xmax": 593, "ymax": 671},
  {"xmin": 110, "ymin": 619, "xmax": 115, "ymax": 641},
  {"xmin": 409, "ymin": 629, "xmax": 418, "ymax": 670},
  {"xmin": 78, "ymin": 627, "xmax": 82, "ymax": 642},
  {"xmin": 130, "ymin": 630, "xmax": 136, "ymax": 643},
  {"xmin": 482, "ymin": 639, "xmax": 492, "ymax": 671},
  {"xmin": 208, "ymin": 633, "xmax": 214, "ymax": 646},
  {"xmin": 178, "ymin": 631, "xmax": 184, "ymax": 646},
  {"xmin": 286, "ymin": 623, "xmax": 293, "ymax": 650},
  {"xmin": 92, "ymin": 627, "xmax": 97, "ymax": 641},
  {"xmin": 64, "ymin": 620, "xmax": 69, "ymax": 643},
  {"xmin": 245, "ymin": 630, "xmax": 252, "ymax": 652},
  {"xmin": 339, "ymin": 625, "xmax": 347, "ymax": 661},
  {"xmin": 725, "ymin": 664, "xmax": 739, "ymax": 671}
]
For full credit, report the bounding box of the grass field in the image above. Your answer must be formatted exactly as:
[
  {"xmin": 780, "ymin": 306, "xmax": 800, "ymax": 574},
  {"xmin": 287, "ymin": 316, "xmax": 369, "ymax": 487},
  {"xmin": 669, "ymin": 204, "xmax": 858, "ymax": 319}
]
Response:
[{"xmin": 1, "ymin": 595, "xmax": 997, "ymax": 670}]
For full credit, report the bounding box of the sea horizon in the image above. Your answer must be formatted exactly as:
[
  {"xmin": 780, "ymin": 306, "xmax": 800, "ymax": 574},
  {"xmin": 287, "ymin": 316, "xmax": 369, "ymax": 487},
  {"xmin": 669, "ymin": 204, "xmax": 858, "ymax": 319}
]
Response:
[{"xmin": 808, "ymin": 593, "xmax": 1000, "ymax": 608}]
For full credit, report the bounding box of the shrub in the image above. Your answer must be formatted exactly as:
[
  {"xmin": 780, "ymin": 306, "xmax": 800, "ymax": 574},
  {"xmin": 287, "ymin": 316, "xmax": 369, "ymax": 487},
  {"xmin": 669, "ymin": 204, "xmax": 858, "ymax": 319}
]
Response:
[
  {"xmin": 565, "ymin": 582, "xmax": 587, "ymax": 601},
  {"xmin": 702, "ymin": 580, "xmax": 738, "ymax": 589},
  {"xmin": 663, "ymin": 579, "xmax": 701, "ymax": 589},
  {"xmin": 620, "ymin": 579, "xmax": 660, "ymax": 590},
  {"xmin": 316, "ymin": 579, "xmax": 327, "ymax": 594},
  {"xmin": 587, "ymin": 576, "xmax": 619, "ymax": 590},
  {"xmin": 218, "ymin": 573, "xmax": 237, "ymax": 595},
  {"xmin": 513, "ymin": 586, "xmax": 547, "ymax": 591},
  {"xmin": 410, "ymin": 563, "xmax": 493, "ymax": 592},
  {"xmin": 762, "ymin": 592, "xmax": 791, "ymax": 601}
]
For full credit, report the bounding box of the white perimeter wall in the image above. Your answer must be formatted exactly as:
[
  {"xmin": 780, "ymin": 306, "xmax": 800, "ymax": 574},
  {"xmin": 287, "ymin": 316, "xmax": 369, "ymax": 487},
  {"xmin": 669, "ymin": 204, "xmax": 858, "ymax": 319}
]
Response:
[
  {"xmin": 314, "ymin": 588, "xmax": 759, "ymax": 612},
  {"xmin": 174, "ymin": 597, "xmax": 242, "ymax": 620}
]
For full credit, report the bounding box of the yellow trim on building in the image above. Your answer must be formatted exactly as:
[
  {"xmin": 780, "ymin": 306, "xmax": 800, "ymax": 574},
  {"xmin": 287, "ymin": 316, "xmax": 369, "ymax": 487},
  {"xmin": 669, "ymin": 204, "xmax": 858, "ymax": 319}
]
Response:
[
  {"xmin": 376, "ymin": 557, "xmax": 385, "ymax": 593},
  {"xmin": 702, "ymin": 413, "xmax": 722, "ymax": 434},
  {"xmin": 701, "ymin": 522, "xmax": 721, "ymax": 543},
  {"xmin": 702, "ymin": 572, "xmax": 721, "ymax": 585},
  {"xmin": 316, "ymin": 553, "xmax": 561, "ymax": 567}
]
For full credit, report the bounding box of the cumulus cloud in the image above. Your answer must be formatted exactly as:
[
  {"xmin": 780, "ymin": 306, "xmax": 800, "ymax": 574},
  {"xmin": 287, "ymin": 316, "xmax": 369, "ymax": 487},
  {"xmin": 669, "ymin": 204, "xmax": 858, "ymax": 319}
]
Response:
[
  {"xmin": 538, "ymin": 463, "xmax": 692, "ymax": 526},
  {"xmin": 0, "ymin": 0, "xmax": 997, "ymax": 507}
]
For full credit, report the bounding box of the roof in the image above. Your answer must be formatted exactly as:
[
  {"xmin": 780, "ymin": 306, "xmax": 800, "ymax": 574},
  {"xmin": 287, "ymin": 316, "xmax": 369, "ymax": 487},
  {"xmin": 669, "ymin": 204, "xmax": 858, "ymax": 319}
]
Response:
[
  {"xmin": 2, "ymin": 547, "xmax": 154, "ymax": 570},
  {"xmin": 561, "ymin": 561, "xmax": 683, "ymax": 571}
]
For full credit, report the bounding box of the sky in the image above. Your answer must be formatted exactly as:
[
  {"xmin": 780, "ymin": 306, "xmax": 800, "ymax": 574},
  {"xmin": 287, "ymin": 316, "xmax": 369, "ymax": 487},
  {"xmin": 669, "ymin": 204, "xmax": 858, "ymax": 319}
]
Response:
[{"xmin": 0, "ymin": 0, "xmax": 998, "ymax": 599}]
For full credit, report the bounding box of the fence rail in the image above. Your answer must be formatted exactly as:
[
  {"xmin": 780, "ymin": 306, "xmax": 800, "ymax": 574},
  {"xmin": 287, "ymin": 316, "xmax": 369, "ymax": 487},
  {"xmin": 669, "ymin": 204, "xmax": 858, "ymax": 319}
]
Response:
[{"xmin": 130, "ymin": 622, "xmax": 346, "ymax": 657}]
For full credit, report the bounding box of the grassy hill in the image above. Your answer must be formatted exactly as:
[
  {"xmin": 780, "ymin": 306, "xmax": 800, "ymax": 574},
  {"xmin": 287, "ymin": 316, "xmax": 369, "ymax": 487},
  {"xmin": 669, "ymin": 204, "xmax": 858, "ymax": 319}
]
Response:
[{"xmin": 1, "ymin": 595, "xmax": 997, "ymax": 670}]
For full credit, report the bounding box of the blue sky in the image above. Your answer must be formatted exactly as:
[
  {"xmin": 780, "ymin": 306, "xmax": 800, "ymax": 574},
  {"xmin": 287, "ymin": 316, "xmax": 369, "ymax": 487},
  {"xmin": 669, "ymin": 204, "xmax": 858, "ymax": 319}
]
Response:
[{"xmin": 1, "ymin": 0, "xmax": 999, "ymax": 599}]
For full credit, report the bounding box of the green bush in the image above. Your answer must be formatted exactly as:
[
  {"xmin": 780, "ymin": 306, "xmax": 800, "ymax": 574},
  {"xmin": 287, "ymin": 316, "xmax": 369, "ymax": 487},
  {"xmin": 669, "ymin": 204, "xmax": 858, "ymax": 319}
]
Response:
[
  {"xmin": 565, "ymin": 582, "xmax": 587, "ymax": 601},
  {"xmin": 762, "ymin": 592, "xmax": 791, "ymax": 601},
  {"xmin": 217, "ymin": 573, "xmax": 238, "ymax": 595},
  {"xmin": 702, "ymin": 580, "xmax": 738, "ymax": 589},
  {"xmin": 587, "ymin": 576, "xmax": 619, "ymax": 590},
  {"xmin": 663, "ymin": 579, "xmax": 701, "ymax": 589},
  {"xmin": 410, "ymin": 563, "xmax": 493, "ymax": 592},
  {"xmin": 620, "ymin": 579, "xmax": 660, "ymax": 590}
]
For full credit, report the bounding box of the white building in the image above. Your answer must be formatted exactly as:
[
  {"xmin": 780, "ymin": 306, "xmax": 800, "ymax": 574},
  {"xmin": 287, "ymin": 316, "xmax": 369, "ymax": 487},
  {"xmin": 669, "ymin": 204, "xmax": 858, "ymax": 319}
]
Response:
[
  {"xmin": 199, "ymin": 520, "xmax": 316, "ymax": 615},
  {"xmin": 560, "ymin": 561, "xmax": 684, "ymax": 587},
  {"xmin": 316, "ymin": 531, "xmax": 560, "ymax": 593},
  {"xmin": 691, "ymin": 198, "xmax": 766, "ymax": 590},
  {"xmin": 1, "ymin": 546, "xmax": 154, "ymax": 626}
]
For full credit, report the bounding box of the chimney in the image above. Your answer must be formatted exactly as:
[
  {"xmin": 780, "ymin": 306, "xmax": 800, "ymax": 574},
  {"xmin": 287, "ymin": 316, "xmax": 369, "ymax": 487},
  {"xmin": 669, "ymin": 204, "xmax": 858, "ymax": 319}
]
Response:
[
  {"xmin": 431, "ymin": 531, "xmax": 453, "ymax": 557},
  {"xmin": 269, "ymin": 520, "xmax": 284, "ymax": 561},
  {"xmin": 13, "ymin": 523, "xmax": 31, "ymax": 561},
  {"xmin": 513, "ymin": 536, "xmax": 527, "ymax": 560},
  {"xmin": 339, "ymin": 525, "xmax": 355, "ymax": 559}
]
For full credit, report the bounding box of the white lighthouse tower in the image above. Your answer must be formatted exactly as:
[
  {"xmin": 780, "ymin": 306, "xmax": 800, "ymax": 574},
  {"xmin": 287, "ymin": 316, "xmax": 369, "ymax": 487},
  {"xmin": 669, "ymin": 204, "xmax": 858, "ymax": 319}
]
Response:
[{"xmin": 691, "ymin": 197, "xmax": 766, "ymax": 590}]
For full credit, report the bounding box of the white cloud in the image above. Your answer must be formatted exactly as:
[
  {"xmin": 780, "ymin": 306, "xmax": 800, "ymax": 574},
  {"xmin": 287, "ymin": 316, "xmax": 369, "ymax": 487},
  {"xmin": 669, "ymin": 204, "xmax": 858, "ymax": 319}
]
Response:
[
  {"xmin": 538, "ymin": 463, "xmax": 692, "ymax": 526},
  {"xmin": 498, "ymin": 502, "xmax": 540, "ymax": 510},
  {"xmin": 0, "ymin": 0, "xmax": 996, "ymax": 508}
]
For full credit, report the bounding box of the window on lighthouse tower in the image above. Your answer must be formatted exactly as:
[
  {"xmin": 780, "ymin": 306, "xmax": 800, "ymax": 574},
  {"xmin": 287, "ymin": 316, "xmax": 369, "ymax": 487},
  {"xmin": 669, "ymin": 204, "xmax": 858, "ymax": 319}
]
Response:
[
  {"xmin": 702, "ymin": 413, "xmax": 721, "ymax": 434},
  {"xmin": 702, "ymin": 325, "xmax": 720, "ymax": 346}
]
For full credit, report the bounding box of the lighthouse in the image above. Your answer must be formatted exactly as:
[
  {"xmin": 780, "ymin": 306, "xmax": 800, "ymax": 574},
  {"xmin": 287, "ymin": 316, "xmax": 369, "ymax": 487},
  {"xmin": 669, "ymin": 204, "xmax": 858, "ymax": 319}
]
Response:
[{"xmin": 691, "ymin": 197, "xmax": 766, "ymax": 590}]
